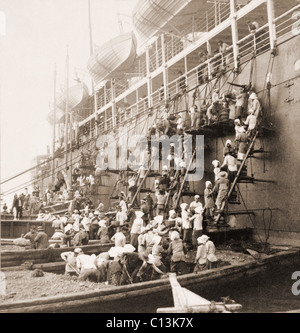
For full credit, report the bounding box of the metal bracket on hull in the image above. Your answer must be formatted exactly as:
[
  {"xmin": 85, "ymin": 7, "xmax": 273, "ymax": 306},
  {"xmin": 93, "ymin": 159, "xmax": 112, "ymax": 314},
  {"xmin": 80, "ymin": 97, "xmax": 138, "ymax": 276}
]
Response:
[{"xmin": 284, "ymin": 97, "xmax": 294, "ymax": 103}]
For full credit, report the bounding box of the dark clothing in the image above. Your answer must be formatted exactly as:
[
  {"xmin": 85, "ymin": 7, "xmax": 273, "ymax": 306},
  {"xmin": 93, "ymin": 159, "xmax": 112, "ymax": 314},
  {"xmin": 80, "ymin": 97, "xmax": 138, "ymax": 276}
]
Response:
[
  {"xmin": 107, "ymin": 261, "xmax": 123, "ymax": 286},
  {"xmin": 73, "ymin": 230, "xmax": 89, "ymax": 246},
  {"xmin": 145, "ymin": 196, "xmax": 154, "ymax": 220},
  {"xmin": 23, "ymin": 231, "xmax": 37, "ymax": 249},
  {"xmin": 223, "ymin": 145, "xmax": 236, "ymax": 157},
  {"xmin": 34, "ymin": 232, "xmax": 49, "ymax": 249},
  {"xmin": 90, "ymin": 218, "xmax": 100, "ymax": 240},
  {"xmin": 159, "ymin": 175, "xmax": 170, "ymax": 190},
  {"xmin": 16, "ymin": 198, "xmax": 23, "ymax": 219},
  {"xmin": 167, "ymin": 239, "xmax": 186, "ymax": 262},
  {"xmin": 141, "ymin": 203, "xmax": 150, "ymax": 225},
  {"xmin": 126, "ymin": 208, "xmax": 136, "ymax": 226},
  {"xmin": 98, "ymin": 226, "xmax": 110, "ymax": 244}
]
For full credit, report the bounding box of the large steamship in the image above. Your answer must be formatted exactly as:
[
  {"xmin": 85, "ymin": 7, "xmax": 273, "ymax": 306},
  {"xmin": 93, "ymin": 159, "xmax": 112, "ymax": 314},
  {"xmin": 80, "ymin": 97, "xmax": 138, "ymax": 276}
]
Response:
[{"xmin": 30, "ymin": 0, "xmax": 300, "ymax": 247}]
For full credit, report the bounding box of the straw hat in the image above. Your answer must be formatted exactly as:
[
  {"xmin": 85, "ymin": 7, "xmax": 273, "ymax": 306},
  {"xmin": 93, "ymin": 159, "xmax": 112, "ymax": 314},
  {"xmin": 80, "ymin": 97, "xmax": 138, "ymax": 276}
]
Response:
[
  {"xmin": 218, "ymin": 171, "xmax": 228, "ymax": 179},
  {"xmin": 74, "ymin": 248, "xmax": 83, "ymax": 254},
  {"xmin": 249, "ymin": 92, "xmax": 257, "ymax": 99}
]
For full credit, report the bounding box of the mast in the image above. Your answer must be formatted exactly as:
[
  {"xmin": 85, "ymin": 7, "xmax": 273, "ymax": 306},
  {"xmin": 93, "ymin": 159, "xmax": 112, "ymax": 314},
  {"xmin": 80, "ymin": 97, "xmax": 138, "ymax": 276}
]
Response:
[
  {"xmin": 52, "ymin": 63, "xmax": 57, "ymax": 185},
  {"xmin": 0, "ymin": 80, "xmax": 2, "ymax": 275},
  {"xmin": 88, "ymin": 0, "xmax": 98, "ymax": 136},
  {"xmin": 64, "ymin": 45, "xmax": 69, "ymax": 179}
]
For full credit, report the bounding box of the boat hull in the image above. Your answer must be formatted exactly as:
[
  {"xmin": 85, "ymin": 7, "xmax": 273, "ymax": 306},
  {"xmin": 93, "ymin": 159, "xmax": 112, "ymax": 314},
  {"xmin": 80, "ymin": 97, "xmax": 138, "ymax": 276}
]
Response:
[
  {"xmin": 132, "ymin": 0, "xmax": 193, "ymax": 45},
  {"xmin": 1, "ymin": 243, "xmax": 113, "ymax": 268},
  {"xmin": 0, "ymin": 249, "xmax": 298, "ymax": 313},
  {"xmin": 87, "ymin": 31, "xmax": 137, "ymax": 85}
]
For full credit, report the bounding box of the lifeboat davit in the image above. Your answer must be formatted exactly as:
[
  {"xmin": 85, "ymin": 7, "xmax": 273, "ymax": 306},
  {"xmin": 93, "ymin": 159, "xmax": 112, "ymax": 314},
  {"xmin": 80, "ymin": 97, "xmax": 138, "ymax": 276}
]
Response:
[
  {"xmin": 87, "ymin": 31, "xmax": 137, "ymax": 85},
  {"xmin": 132, "ymin": 0, "xmax": 193, "ymax": 45}
]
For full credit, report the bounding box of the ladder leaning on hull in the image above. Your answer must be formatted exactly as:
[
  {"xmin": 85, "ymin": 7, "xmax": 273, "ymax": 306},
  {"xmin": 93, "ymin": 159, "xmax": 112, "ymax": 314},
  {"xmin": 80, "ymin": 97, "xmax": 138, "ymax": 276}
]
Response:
[
  {"xmin": 173, "ymin": 149, "xmax": 197, "ymax": 209},
  {"xmin": 214, "ymin": 130, "xmax": 259, "ymax": 223},
  {"xmin": 130, "ymin": 158, "xmax": 156, "ymax": 207}
]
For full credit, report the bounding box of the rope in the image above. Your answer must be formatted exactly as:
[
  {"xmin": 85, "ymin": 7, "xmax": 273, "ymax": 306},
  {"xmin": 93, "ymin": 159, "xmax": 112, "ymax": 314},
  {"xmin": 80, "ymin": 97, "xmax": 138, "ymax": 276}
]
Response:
[{"xmin": 262, "ymin": 208, "xmax": 273, "ymax": 244}]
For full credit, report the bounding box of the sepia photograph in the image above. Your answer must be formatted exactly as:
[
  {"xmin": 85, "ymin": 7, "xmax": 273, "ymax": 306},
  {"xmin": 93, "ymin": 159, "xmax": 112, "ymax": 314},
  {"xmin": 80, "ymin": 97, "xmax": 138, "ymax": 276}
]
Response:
[{"xmin": 0, "ymin": 0, "xmax": 300, "ymax": 318}]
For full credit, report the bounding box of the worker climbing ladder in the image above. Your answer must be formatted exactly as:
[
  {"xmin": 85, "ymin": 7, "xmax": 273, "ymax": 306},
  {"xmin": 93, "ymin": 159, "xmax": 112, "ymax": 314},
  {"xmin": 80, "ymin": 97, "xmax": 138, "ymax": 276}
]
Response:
[
  {"xmin": 214, "ymin": 129, "xmax": 259, "ymax": 224},
  {"xmin": 130, "ymin": 158, "xmax": 156, "ymax": 207},
  {"xmin": 173, "ymin": 149, "xmax": 197, "ymax": 209}
]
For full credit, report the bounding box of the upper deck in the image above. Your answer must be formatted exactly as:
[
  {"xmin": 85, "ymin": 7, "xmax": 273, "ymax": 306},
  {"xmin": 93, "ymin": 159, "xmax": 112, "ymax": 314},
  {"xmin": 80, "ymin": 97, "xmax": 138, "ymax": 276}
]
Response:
[{"xmin": 54, "ymin": 0, "xmax": 300, "ymax": 150}]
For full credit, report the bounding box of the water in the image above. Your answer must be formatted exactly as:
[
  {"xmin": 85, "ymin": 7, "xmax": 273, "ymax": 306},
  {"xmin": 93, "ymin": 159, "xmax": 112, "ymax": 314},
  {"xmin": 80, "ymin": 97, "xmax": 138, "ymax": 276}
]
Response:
[{"xmin": 198, "ymin": 263, "xmax": 300, "ymax": 313}]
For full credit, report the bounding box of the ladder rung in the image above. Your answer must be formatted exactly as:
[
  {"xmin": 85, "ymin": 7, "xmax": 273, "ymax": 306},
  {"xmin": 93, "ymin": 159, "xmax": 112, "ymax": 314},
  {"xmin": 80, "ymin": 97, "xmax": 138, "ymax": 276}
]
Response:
[{"xmin": 181, "ymin": 191, "xmax": 197, "ymax": 196}]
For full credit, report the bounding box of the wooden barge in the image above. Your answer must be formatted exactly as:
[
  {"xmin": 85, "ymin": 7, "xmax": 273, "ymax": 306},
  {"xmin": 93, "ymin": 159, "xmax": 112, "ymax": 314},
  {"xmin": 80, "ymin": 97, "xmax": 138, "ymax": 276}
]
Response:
[
  {"xmin": 0, "ymin": 243, "xmax": 114, "ymax": 268},
  {"xmin": 1, "ymin": 227, "xmax": 253, "ymax": 268},
  {"xmin": 0, "ymin": 249, "xmax": 299, "ymax": 313}
]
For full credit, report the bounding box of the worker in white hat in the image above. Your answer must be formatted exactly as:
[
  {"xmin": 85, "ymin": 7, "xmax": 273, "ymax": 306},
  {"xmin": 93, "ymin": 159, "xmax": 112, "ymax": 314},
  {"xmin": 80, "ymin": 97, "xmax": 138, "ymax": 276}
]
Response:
[
  {"xmin": 190, "ymin": 194, "xmax": 203, "ymax": 211},
  {"xmin": 61, "ymin": 248, "xmax": 82, "ymax": 276},
  {"xmin": 190, "ymin": 204, "xmax": 204, "ymax": 250},
  {"xmin": 248, "ymin": 92, "xmax": 261, "ymax": 118}
]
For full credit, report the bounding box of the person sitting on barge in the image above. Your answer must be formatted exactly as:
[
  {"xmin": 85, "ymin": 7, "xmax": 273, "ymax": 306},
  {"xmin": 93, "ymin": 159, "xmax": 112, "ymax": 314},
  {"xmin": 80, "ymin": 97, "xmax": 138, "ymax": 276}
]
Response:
[
  {"xmin": 73, "ymin": 225, "xmax": 89, "ymax": 247},
  {"xmin": 34, "ymin": 226, "xmax": 49, "ymax": 249},
  {"xmin": 23, "ymin": 226, "xmax": 37, "ymax": 249}
]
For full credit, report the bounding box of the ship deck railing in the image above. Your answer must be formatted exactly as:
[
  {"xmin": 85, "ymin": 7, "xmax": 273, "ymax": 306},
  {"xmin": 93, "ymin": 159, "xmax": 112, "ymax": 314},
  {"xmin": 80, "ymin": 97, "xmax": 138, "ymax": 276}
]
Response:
[{"xmin": 72, "ymin": 3, "xmax": 300, "ymax": 148}]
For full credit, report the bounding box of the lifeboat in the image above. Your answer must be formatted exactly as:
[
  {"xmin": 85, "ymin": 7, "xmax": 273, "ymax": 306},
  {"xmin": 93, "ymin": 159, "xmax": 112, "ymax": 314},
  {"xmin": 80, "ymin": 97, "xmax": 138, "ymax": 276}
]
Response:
[
  {"xmin": 47, "ymin": 83, "xmax": 90, "ymax": 124},
  {"xmin": 87, "ymin": 31, "xmax": 137, "ymax": 85},
  {"xmin": 56, "ymin": 82, "xmax": 90, "ymax": 111},
  {"xmin": 132, "ymin": 0, "xmax": 193, "ymax": 45}
]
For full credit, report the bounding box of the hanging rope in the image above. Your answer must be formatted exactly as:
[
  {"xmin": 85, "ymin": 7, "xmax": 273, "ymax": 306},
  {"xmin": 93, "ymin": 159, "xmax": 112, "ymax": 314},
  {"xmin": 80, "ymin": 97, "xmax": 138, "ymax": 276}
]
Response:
[{"xmin": 262, "ymin": 208, "xmax": 273, "ymax": 244}]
